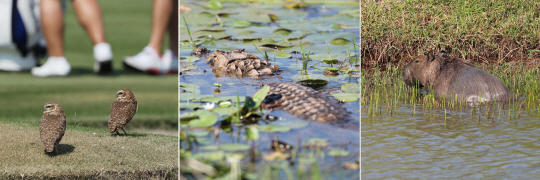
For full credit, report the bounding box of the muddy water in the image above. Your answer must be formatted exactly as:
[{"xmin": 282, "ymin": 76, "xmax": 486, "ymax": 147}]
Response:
[{"xmin": 362, "ymin": 101, "xmax": 540, "ymax": 179}]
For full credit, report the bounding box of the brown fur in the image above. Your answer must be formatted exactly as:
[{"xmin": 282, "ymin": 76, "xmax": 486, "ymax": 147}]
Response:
[{"xmin": 403, "ymin": 51, "xmax": 513, "ymax": 104}]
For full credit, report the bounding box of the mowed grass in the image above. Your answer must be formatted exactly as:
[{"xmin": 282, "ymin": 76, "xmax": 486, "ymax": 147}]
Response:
[
  {"xmin": 362, "ymin": 0, "xmax": 540, "ymax": 66},
  {"xmin": 0, "ymin": 0, "xmax": 177, "ymax": 131},
  {"xmin": 0, "ymin": 122, "xmax": 177, "ymax": 179}
]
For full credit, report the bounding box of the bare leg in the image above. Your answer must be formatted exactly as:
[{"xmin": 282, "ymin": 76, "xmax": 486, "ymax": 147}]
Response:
[
  {"xmin": 40, "ymin": 0, "xmax": 65, "ymax": 57},
  {"xmin": 168, "ymin": 0, "xmax": 178, "ymax": 55},
  {"xmin": 72, "ymin": 0, "xmax": 106, "ymax": 45},
  {"xmin": 149, "ymin": 0, "xmax": 174, "ymax": 53}
]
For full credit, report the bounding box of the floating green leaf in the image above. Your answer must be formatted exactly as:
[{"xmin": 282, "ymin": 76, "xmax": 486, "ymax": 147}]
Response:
[
  {"xmin": 273, "ymin": 28, "xmax": 292, "ymax": 35},
  {"xmin": 203, "ymin": 0, "xmax": 223, "ymax": 10},
  {"xmin": 323, "ymin": 59, "xmax": 339, "ymax": 65},
  {"xmin": 200, "ymin": 145, "xmax": 219, "ymax": 151},
  {"xmin": 275, "ymin": 52, "xmax": 292, "ymax": 58},
  {"xmin": 328, "ymin": 149, "xmax": 350, "ymax": 157},
  {"xmin": 329, "ymin": 38, "xmax": 350, "ymax": 45},
  {"xmin": 191, "ymin": 130, "xmax": 210, "ymax": 137},
  {"xmin": 341, "ymin": 84, "xmax": 360, "ymax": 93},
  {"xmin": 179, "ymin": 62, "xmax": 197, "ymax": 72},
  {"xmin": 188, "ymin": 112, "xmax": 218, "ymax": 128},
  {"xmin": 255, "ymin": 125, "xmax": 291, "ymax": 132},
  {"xmin": 324, "ymin": 67, "xmax": 339, "ymax": 71},
  {"xmin": 220, "ymin": 143, "xmax": 250, "ymax": 151},
  {"xmin": 231, "ymin": 19, "xmax": 251, "ymax": 28},
  {"xmin": 193, "ymin": 151, "xmax": 224, "ymax": 161},
  {"xmin": 179, "ymin": 56, "xmax": 200, "ymax": 62},
  {"xmin": 331, "ymin": 93, "xmax": 360, "ymax": 102},
  {"xmin": 214, "ymin": 83, "xmax": 222, "ymax": 87}
]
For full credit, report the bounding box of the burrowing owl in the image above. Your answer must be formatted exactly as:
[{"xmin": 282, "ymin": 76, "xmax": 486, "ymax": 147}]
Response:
[
  {"xmin": 109, "ymin": 88, "xmax": 137, "ymax": 135},
  {"xmin": 40, "ymin": 101, "xmax": 66, "ymax": 154}
]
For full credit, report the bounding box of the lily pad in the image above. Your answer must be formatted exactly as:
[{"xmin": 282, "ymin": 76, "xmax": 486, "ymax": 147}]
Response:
[
  {"xmin": 323, "ymin": 59, "xmax": 339, "ymax": 65},
  {"xmin": 190, "ymin": 130, "xmax": 210, "ymax": 137},
  {"xmin": 328, "ymin": 149, "xmax": 350, "ymax": 157},
  {"xmin": 180, "ymin": 62, "xmax": 197, "ymax": 72},
  {"xmin": 188, "ymin": 112, "xmax": 218, "ymax": 128},
  {"xmin": 212, "ymin": 106, "xmax": 237, "ymax": 115},
  {"xmin": 330, "ymin": 38, "xmax": 350, "ymax": 45},
  {"xmin": 203, "ymin": 0, "xmax": 223, "ymax": 10},
  {"xmin": 263, "ymin": 151, "xmax": 290, "ymax": 161},
  {"xmin": 200, "ymin": 145, "xmax": 219, "ymax": 151},
  {"xmin": 255, "ymin": 124, "xmax": 291, "ymax": 132},
  {"xmin": 179, "ymin": 56, "xmax": 200, "ymax": 62},
  {"xmin": 297, "ymin": 79, "xmax": 328, "ymax": 89},
  {"xmin": 341, "ymin": 84, "xmax": 360, "ymax": 93},
  {"xmin": 220, "ymin": 143, "xmax": 250, "ymax": 152},
  {"xmin": 331, "ymin": 93, "xmax": 360, "ymax": 102},
  {"xmin": 193, "ymin": 151, "xmax": 225, "ymax": 161},
  {"xmin": 309, "ymin": 53, "xmax": 355, "ymax": 61},
  {"xmin": 179, "ymin": 103, "xmax": 204, "ymax": 110},
  {"xmin": 274, "ymin": 52, "xmax": 292, "ymax": 58},
  {"xmin": 231, "ymin": 19, "xmax": 251, "ymax": 28},
  {"xmin": 324, "ymin": 67, "xmax": 339, "ymax": 71},
  {"xmin": 273, "ymin": 28, "xmax": 292, "ymax": 35}
]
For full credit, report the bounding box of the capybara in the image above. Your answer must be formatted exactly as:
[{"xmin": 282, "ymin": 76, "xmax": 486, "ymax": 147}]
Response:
[{"xmin": 403, "ymin": 51, "xmax": 513, "ymax": 104}]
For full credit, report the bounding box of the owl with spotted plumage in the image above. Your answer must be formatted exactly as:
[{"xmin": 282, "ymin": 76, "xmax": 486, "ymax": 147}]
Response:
[
  {"xmin": 109, "ymin": 88, "xmax": 138, "ymax": 135},
  {"xmin": 40, "ymin": 101, "xmax": 66, "ymax": 154}
]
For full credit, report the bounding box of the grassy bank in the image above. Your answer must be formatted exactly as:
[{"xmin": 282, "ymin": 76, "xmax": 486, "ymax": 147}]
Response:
[
  {"xmin": 0, "ymin": 122, "xmax": 177, "ymax": 179},
  {"xmin": 362, "ymin": 0, "xmax": 540, "ymax": 66},
  {"xmin": 0, "ymin": 0, "xmax": 177, "ymax": 132}
]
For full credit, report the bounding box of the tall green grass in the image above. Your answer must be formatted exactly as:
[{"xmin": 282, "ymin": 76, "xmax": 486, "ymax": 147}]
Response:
[
  {"xmin": 362, "ymin": 0, "xmax": 540, "ymax": 65},
  {"xmin": 362, "ymin": 62, "xmax": 539, "ymax": 121}
]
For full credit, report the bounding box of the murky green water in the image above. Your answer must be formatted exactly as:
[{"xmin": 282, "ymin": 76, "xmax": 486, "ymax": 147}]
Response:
[
  {"xmin": 362, "ymin": 100, "xmax": 540, "ymax": 179},
  {"xmin": 180, "ymin": 1, "xmax": 360, "ymax": 179}
]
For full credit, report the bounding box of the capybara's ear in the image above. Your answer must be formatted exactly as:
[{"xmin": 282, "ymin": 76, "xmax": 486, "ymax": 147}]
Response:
[
  {"xmin": 437, "ymin": 50, "xmax": 448, "ymax": 58},
  {"xmin": 427, "ymin": 50, "xmax": 435, "ymax": 62}
]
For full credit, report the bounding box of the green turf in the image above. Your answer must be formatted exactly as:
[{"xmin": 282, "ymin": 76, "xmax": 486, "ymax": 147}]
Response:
[
  {"xmin": 0, "ymin": 122, "xmax": 177, "ymax": 179},
  {"xmin": 0, "ymin": 0, "xmax": 177, "ymax": 131}
]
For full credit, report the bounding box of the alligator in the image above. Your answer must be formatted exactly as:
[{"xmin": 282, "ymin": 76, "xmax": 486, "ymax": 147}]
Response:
[
  {"xmin": 264, "ymin": 82, "xmax": 351, "ymax": 123},
  {"xmin": 201, "ymin": 48, "xmax": 279, "ymax": 78},
  {"xmin": 190, "ymin": 47, "xmax": 352, "ymax": 123}
]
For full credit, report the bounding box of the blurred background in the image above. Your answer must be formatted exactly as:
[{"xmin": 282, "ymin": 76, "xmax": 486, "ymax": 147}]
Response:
[{"xmin": 0, "ymin": 0, "xmax": 177, "ymax": 136}]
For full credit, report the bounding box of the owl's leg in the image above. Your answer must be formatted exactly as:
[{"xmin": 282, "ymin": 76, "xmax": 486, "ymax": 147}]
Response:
[{"xmin": 121, "ymin": 127, "xmax": 128, "ymax": 136}]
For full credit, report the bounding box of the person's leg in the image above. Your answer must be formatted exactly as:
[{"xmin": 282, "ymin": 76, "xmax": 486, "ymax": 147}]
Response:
[
  {"xmin": 148, "ymin": 0, "xmax": 173, "ymax": 53},
  {"xmin": 161, "ymin": 0, "xmax": 178, "ymax": 74},
  {"xmin": 168, "ymin": 0, "xmax": 178, "ymax": 56},
  {"xmin": 72, "ymin": 0, "xmax": 112, "ymax": 74},
  {"xmin": 72, "ymin": 0, "xmax": 105, "ymax": 44},
  {"xmin": 123, "ymin": 0, "xmax": 173, "ymax": 74},
  {"xmin": 40, "ymin": 0, "xmax": 64, "ymax": 57},
  {"xmin": 32, "ymin": 0, "xmax": 70, "ymax": 77}
]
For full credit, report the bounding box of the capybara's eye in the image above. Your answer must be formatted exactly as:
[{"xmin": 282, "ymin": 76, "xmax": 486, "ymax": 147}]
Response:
[{"xmin": 415, "ymin": 60, "xmax": 419, "ymax": 63}]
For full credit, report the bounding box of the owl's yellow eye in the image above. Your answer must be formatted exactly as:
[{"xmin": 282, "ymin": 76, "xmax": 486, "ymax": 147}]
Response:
[{"xmin": 46, "ymin": 105, "xmax": 52, "ymax": 108}]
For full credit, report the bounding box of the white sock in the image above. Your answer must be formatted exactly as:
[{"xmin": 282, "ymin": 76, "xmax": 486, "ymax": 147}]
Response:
[
  {"xmin": 93, "ymin": 42, "xmax": 113, "ymax": 62},
  {"xmin": 47, "ymin": 56, "xmax": 68, "ymax": 63}
]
